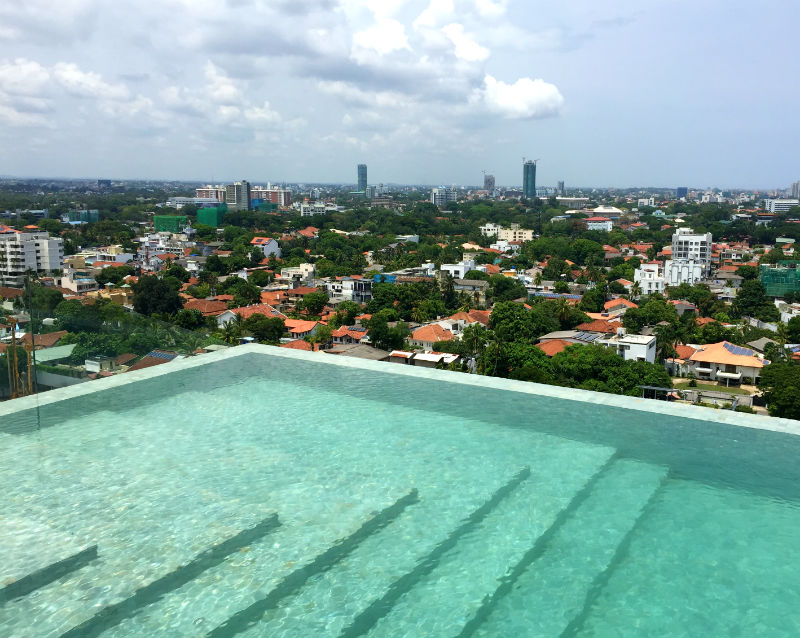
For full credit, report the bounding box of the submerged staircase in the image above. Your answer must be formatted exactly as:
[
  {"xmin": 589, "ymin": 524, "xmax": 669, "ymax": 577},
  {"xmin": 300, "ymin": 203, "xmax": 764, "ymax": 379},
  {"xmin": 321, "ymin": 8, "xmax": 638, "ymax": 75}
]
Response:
[{"xmin": 1, "ymin": 446, "xmax": 669, "ymax": 638}]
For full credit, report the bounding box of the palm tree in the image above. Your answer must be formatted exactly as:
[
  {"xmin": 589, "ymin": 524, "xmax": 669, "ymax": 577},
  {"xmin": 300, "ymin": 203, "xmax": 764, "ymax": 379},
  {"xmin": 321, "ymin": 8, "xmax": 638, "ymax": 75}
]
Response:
[
  {"xmin": 555, "ymin": 298, "xmax": 571, "ymax": 325},
  {"xmin": 629, "ymin": 281, "xmax": 642, "ymax": 301}
]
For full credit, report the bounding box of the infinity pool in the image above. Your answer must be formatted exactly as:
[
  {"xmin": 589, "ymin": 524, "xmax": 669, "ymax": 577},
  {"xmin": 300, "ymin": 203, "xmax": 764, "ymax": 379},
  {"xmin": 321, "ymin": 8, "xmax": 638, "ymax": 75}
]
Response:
[{"xmin": 2, "ymin": 345, "xmax": 800, "ymax": 638}]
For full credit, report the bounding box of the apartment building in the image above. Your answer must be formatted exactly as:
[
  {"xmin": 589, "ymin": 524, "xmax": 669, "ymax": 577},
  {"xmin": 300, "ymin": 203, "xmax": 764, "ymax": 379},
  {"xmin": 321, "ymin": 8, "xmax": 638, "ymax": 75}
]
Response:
[{"xmin": 0, "ymin": 229, "xmax": 64, "ymax": 286}]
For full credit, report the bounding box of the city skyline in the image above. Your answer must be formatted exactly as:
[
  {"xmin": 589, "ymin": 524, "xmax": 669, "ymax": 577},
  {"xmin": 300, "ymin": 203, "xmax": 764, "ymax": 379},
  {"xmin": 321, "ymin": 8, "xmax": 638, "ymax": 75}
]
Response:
[{"xmin": 0, "ymin": 1, "xmax": 798, "ymax": 187}]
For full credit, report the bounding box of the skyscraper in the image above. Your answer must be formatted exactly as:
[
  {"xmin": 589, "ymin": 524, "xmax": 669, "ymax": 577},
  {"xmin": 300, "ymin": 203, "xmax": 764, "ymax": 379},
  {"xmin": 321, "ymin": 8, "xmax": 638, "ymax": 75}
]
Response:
[
  {"xmin": 557, "ymin": 180, "xmax": 565, "ymax": 195},
  {"xmin": 522, "ymin": 160, "xmax": 536, "ymax": 199},
  {"xmin": 357, "ymin": 164, "xmax": 367, "ymax": 192},
  {"xmin": 483, "ymin": 173, "xmax": 495, "ymax": 191},
  {"xmin": 225, "ymin": 180, "xmax": 251, "ymax": 212},
  {"xmin": 676, "ymin": 186, "xmax": 688, "ymax": 199}
]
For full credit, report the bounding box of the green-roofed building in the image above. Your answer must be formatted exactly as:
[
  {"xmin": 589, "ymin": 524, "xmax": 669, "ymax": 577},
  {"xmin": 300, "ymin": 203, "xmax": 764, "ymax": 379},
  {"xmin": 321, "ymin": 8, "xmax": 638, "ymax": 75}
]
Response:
[
  {"xmin": 153, "ymin": 215, "xmax": 187, "ymax": 233},
  {"xmin": 197, "ymin": 207, "xmax": 226, "ymax": 227},
  {"xmin": 761, "ymin": 261, "xmax": 800, "ymax": 297}
]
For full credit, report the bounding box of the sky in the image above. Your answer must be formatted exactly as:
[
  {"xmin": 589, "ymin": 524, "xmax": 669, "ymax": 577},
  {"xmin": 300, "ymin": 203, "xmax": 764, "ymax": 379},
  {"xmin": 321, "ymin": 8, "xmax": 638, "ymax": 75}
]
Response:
[{"xmin": 0, "ymin": 0, "xmax": 798, "ymax": 188}]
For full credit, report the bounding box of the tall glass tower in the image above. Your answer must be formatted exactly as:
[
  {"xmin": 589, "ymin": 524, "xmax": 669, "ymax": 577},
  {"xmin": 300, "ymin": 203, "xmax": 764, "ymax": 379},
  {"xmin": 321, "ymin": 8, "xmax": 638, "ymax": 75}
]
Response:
[
  {"xmin": 357, "ymin": 164, "xmax": 367, "ymax": 192},
  {"xmin": 523, "ymin": 160, "xmax": 536, "ymax": 199}
]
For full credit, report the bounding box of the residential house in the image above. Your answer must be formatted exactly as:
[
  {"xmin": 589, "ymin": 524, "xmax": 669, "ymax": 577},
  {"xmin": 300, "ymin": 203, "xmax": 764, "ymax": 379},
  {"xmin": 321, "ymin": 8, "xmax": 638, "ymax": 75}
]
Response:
[
  {"xmin": 331, "ymin": 326, "xmax": 368, "ymax": 345},
  {"xmin": 682, "ymin": 341, "xmax": 766, "ymax": 384},
  {"xmin": 453, "ymin": 279, "xmax": 489, "ymax": 305},
  {"xmin": 409, "ymin": 324, "xmax": 454, "ymax": 350},
  {"xmin": 217, "ymin": 303, "xmax": 286, "ymax": 327},
  {"xmin": 634, "ymin": 263, "xmax": 666, "ymax": 295},
  {"xmin": 597, "ymin": 332, "xmax": 657, "ymax": 363},
  {"xmin": 250, "ymin": 237, "xmax": 282, "ymax": 258}
]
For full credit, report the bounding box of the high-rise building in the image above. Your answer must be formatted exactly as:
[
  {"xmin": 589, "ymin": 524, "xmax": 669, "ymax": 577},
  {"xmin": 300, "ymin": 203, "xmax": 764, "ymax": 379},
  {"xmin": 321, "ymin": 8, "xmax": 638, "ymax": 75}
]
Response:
[
  {"xmin": 557, "ymin": 180, "xmax": 565, "ymax": 195},
  {"xmin": 483, "ymin": 174, "xmax": 495, "ymax": 191},
  {"xmin": 357, "ymin": 164, "xmax": 367, "ymax": 193},
  {"xmin": 196, "ymin": 185, "xmax": 227, "ymax": 201},
  {"xmin": 764, "ymin": 199, "xmax": 800, "ymax": 213},
  {"xmin": 791, "ymin": 181, "xmax": 800, "ymax": 199},
  {"xmin": 250, "ymin": 187, "xmax": 291, "ymax": 207},
  {"xmin": 225, "ymin": 180, "xmax": 251, "ymax": 212},
  {"xmin": 676, "ymin": 186, "xmax": 688, "ymax": 199},
  {"xmin": 0, "ymin": 228, "xmax": 64, "ymax": 286},
  {"xmin": 431, "ymin": 187, "xmax": 457, "ymax": 207},
  {"xmin": 523, "ymin": 160, "xmax": 536, "ymax": 199},
  {"xmin": 664, "ymin": 227, "xmax": 712, "ymax": 286}
]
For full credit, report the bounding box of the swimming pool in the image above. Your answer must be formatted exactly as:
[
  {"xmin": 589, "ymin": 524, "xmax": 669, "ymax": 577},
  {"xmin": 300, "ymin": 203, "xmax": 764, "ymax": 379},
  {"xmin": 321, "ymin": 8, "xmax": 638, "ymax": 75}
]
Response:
[{"xmin": 2, "ymin": 345, "xmax": 800, "ymax": 638}]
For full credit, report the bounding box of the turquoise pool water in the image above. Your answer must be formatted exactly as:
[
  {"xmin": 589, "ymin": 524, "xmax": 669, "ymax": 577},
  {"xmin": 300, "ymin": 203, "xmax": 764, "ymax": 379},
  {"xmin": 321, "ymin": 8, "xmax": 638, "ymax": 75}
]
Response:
[{"xmin": 2, "ymin": 347, "xmax": 800, "ymax": 638}]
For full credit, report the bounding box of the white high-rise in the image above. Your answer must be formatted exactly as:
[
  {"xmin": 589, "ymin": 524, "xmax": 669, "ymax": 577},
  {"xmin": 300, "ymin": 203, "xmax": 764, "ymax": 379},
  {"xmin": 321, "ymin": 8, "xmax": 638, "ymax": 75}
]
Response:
[
  {"xmin": 0, "ymin": 229, "xmax": 64, "ymax": 286},
  {"xmin": 663, "ymin": 227, "xmax": 712, "ymax": 286}
]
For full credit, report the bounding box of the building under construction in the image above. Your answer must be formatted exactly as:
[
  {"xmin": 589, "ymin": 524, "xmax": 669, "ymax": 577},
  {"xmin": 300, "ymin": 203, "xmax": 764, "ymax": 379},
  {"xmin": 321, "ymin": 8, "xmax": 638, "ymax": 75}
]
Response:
[{"xmin": 761, "ymin": 261, "xmax": 800, "ymax": 297}]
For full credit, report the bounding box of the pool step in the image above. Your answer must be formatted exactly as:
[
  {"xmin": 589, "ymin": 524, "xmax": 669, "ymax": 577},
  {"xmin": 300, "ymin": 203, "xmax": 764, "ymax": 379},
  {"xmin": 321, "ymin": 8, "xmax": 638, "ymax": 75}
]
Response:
[
  {"xmin": 341, "ymin": 452, "xmax": 616, "ymax": 638},
  {"xmin": 0, "ymin": 502, "xmax": 278, "ymax": 638},
  {"xmin": 468, "ymin": 459, "xmax": 668, "ymax": 638},
  {"xmin": 213, "ymin": 468, "xmax": 533, "ymax": 638},
  {"xmin": 0, "ymin": 517, "xmax": 97, "ymax": 605},
  {"xmin": 205, "ymin": 490, "xmax": 420, "ymax": 638},
  {"xmin": 58, "ymin": 514, "xmax": 281, "ymax": 638},
  {"xmin": 96, "ymin": 488, "xmax": 420, "ymax": 638}
]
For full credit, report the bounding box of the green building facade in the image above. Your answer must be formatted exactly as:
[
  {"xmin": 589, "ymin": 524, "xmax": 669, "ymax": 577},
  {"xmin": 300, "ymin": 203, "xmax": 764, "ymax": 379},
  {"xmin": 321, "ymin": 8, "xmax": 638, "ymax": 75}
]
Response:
[
  {"xmin": 761, "ymin": 261, "xmax": 800, "ymax": 297},
  {"xmin": 197, "ymin": 207, "xmax": 226, "ymax": 227},
  {"xmin": 67, "ymin": 209, "xmax": 100, "ymax": 223},
  {"xmin": 153, "ymin": 215, "xmax": 187, "ymax": 233},
  {"xmin": 523, "ymin": 160, "xmax": 537, "ymax": 199}
]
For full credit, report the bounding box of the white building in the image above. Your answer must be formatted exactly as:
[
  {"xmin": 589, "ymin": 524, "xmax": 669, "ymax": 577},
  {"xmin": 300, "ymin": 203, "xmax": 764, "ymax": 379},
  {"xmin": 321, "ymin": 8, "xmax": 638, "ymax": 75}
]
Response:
[
  {"xmin": 326, "ymin": 277, "xmax": 372, "ymax": 303},
  {"xmin": 250, "ymin": 237, "xmax": 282, "ymax": 258},
  {"xmin": 479, "ymin": 223, "xmax": 502, "ymax": 237},
  {"xmin": 584, "ymin": 216, "xmax": 613, "ymax": 232},
  {"xmin": 634, "ymin": 263, "xmax": 666, "ymax": 295},
  {"xmin": 431, "ymin": 187, "xmax": 457, "ymax": 207},
  {"xmin": 497, "ymin": 224, "xmax": 535, "ymax": 242},
  {"xmin": 663, "ymin": 227, "xmax": 712, "ymax": 286},
  {"xmin": 598, "ymin": 331, "xmax": 657, "ymax": 363},
  {"xmin": 440, "ymin": 259, "xmax": 475, "ymax": 280},
  {"xmin": 764, "ymin": 199, "xmax": 799, "ymax": 213},
  {"xmin": 637, "ymin": 197, "xmax": 655, "ymax": 208},
  {"xmin": 0, "ymin": 229, "xmax": 64, "ymax": 286}
]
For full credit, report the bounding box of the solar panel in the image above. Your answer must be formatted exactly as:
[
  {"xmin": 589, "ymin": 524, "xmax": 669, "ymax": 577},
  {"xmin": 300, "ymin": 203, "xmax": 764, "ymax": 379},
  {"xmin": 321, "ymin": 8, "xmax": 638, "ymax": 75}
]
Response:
[{"xmin": 723, "ymin": 342, "xmax": 754, "ymax": 356}]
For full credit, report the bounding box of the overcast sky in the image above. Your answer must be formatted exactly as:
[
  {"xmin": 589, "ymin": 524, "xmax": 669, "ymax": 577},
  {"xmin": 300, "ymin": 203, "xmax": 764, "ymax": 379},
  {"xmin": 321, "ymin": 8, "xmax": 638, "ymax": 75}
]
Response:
[{"xmin": 1, "ymin": 0, "xmax": 798, "ymax": 188}]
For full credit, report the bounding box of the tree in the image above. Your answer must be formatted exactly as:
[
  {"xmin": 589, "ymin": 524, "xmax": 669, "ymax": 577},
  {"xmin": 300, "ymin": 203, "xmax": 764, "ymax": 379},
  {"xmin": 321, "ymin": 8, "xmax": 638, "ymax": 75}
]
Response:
[
  {"xmin": 132, "ymin": 276, "xmax": 182, "ymax": 316},
  {"xmin": 580, "ymin": 286, "xmax": 605, "ymax": 313},
  {"xmin": 554, "ymin": 280, "xmax": 569, "ymax": 293},
  {"xmin": 731, "ymin": 280, "xmax": 779, "ymax": 322},
  {"xmin": 490, "ymin": 275, "xmax": 527, "ymax": 302},
  {"xmin": 96, "ymin": 265, "xmax": 134, "ymax": 287},
  {"xmin": 308, "ymin": 324, "xmax": 332, "ymax": 347},
  {"xmin": 163, "ymin": 263, "xmax": 190, "ymax": 283},
  {"xmin": 244, "ymin": 315, "xmax": 285, "ymax": 344},
  {"xmin": 174, "ymin": 308, "xmax": 205, "ymax": 331},
  {"xmin": 366, "ymin": 315, "xmax": 409, "ymax": 350},
  {"xmin": 296, "ymin": 290, "xmax": 329, "ymax": 316},
  {"xmin": 249, "ymin": 269, "xmax": 273, "ymax": 287},
  {"xmin": 735, "ymin": 265, "xmax": 759, "ymax": 280},
  {"xmin": 787, "ymin": 316, "xmax": 800, "ymax": 343},
  {"xmin": 758, "ymin": 362, "xmax": 800, "ymax": 419},
  {"xmin": 463, "ymin": 270, "xmax": 490, "ymax": 281}
]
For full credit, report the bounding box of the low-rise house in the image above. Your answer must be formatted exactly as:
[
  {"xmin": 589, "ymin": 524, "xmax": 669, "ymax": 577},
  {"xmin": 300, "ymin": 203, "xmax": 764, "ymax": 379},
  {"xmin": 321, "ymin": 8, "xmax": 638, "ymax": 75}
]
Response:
[
  {"xmin": 597, "ymin": 332, "xmax": 657, "ymax": 363},
  {"xmin": 634, "ymin": 263, "xmax": 665, "ymax": 295},
  {"xmin": 283, "ymin": 319, "xmax": 319, "ymax": 339},
  {"xmin": 250, "ymin": 237, "xmax": 282, "ymax": 258},
  {"xmin": 409, "ymin": 324, "xmax": 453, "ymax": 350},
  {"xmin": 453, "ymin": 279, "xmax": 489, "ymax": 305},
  {"xmin": 331, "ymin": 326, "xmax": 368, "ymax": 345},
  {"xmin": 217, "ymin": 303, "xmax": 285, "ymax": 326},
  {"xmin": 683, "ymin": 341, "xmax": 766, "ymax": 384}
]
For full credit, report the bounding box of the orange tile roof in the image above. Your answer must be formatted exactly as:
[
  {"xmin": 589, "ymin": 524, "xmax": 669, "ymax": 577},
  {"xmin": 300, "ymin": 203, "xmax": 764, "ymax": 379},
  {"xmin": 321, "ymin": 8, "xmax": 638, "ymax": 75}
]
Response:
[
  {"xmin": 674, "ymin": 344, "xmax": 697, "ymax": 360},
  {"xmin": 484, "ymin": 264, "xmax": 500, "ymax": 275},
  {"xmin": 604, "ymin": 298, "xmax": 638, "ymax": 310},
  {"xmin": 183, "ymin": 298, "xmax": 228, "ymax": 316},
  {"xmin": 695, "ymin": 316, "xmax": 716, "ymax": 326},
  {"xmin": 331, "ymin": 326, "xmax": 367, "ymax": 339},
  {"xmin": 280, "ymin": 339, "xmax": 314, "ymax": 351},
  {"xmin": 575, "ymin": 319, "xmax": 619, "ymax": 334},
  {"xmin": 689, "ymin": 341, "xmax": 765, "ymax": 368},
  {"xmin": 536, "ymin": 339, "xmax": 573, "ymax": 356},
  {"xmin": 228, "ymin": 303, "xmax": 285, "ymax": 320},
  {"xmin": 283, "ymin": 319, "xmax": 318, "ymax": 334},
  {"xmin": 287, "ymin": 286, "xmax": 320, "ymax": 296},
  {"xmin": 411, "ymin": 324, "xmax": 454, "ymax": 343},
  {"xmin": 468, "ymin": 309, "xmax": 491, "ymax": 325}
]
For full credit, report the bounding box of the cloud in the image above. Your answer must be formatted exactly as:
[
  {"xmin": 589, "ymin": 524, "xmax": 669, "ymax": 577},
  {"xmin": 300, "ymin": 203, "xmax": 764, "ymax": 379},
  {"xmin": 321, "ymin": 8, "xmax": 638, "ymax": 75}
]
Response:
[
  {"xmin": 477, "ymin": 74, "xmax": 564, "ymax": 119},
  {"xmin": 413, "ymin": 0, "xmax": 454, "ymax": 30},
  {"xmin": 0, "ymin": 58, "xmax": 50, "ymax": 95},
  {"xmin": 440, "ymin": 23, "xmax": 489, "ymax": 61},
  {"xmin": 352, "ymin": 19, "xmax": 411, "ymax": 57},
  {"xmin": 53, "ymin": 62, "xmax": 129, "ymax": 100},
  {"xmin": 473, "ymin": 0, "xmax": 507, "ymax": 18}
]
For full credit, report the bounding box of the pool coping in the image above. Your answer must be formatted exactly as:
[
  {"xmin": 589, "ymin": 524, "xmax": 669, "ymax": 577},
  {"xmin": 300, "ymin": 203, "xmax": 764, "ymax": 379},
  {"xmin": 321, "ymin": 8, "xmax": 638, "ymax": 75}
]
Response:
[{"xmin": 2, "ymin": 344, "xmax": 800, "ymax": 437}]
